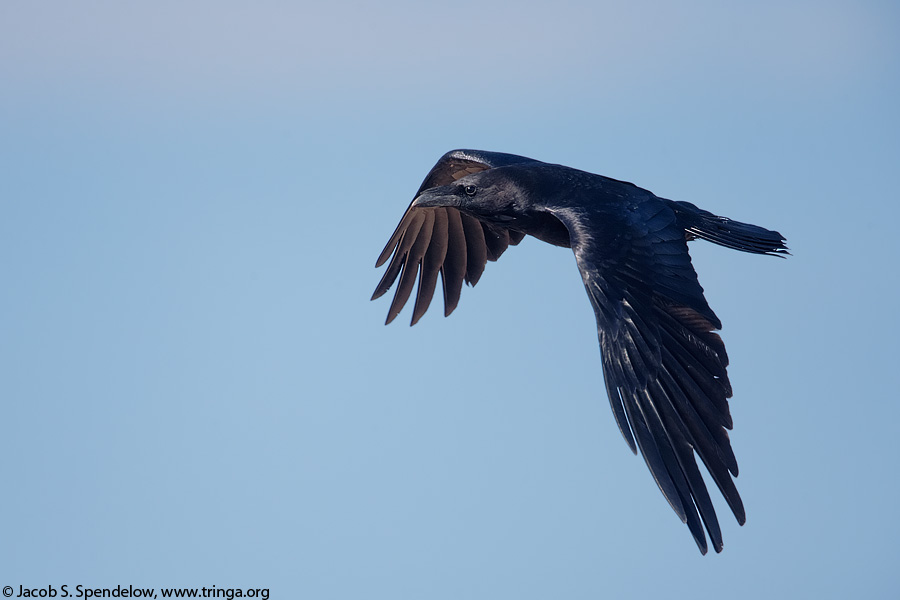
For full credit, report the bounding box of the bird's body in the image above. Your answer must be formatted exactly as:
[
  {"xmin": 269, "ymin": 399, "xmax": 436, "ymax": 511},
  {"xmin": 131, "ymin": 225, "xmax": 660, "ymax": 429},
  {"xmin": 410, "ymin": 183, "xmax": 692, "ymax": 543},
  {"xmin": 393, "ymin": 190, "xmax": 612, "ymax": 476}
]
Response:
[{"xmin": 372, "ymin": 149, "xmax": 787, "ymax": 554}]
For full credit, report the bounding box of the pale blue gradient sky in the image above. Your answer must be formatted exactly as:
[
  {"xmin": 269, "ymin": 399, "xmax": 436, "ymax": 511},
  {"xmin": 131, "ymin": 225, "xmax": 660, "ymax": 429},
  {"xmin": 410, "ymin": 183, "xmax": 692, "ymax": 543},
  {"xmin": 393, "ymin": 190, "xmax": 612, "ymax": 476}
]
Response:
[{"xmin": 2, "ymin": 2, "xmax": 899, "ymax": 598}]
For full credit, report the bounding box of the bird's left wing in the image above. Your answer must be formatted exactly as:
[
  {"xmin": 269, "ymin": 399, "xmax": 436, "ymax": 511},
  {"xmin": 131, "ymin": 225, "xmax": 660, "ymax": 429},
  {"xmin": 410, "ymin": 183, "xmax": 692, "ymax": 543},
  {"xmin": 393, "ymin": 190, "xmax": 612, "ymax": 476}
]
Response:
[
  {"xmin": 372, "ymin": 150, "xmax": 535, "ymax": 325},
  {"xmin": 553, "ymin": 194, "xmax": 744, "ymax": 554}
]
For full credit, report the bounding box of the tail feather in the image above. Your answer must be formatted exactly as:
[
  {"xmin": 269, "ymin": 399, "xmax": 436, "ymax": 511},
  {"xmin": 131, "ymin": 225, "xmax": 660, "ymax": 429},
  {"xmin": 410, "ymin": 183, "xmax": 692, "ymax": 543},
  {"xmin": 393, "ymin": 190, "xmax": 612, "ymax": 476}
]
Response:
[{"xmin": 673, "ymin": 200, "xmax": 789, "ymax": 256}]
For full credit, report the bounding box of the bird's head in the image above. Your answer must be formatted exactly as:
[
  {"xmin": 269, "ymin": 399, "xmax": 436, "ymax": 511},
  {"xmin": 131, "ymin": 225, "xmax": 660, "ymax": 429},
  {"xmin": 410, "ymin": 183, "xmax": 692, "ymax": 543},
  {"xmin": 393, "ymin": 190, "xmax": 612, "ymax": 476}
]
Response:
[{"xmin": 411, "ymin": 168, "xmax": 526, "ymax": 225}]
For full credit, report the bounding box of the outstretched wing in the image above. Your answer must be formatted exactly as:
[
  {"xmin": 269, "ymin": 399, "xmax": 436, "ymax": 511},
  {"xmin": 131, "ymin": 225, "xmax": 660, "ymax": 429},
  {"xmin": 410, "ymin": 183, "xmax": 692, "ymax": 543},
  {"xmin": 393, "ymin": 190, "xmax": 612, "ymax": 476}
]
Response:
[
  {"xmin": 372, "ymin": 150, "xmax": 537, "ymax": 325},
  {"xmin": 556, "ymin": 194, "xmax": 744, "ymax": 555}
]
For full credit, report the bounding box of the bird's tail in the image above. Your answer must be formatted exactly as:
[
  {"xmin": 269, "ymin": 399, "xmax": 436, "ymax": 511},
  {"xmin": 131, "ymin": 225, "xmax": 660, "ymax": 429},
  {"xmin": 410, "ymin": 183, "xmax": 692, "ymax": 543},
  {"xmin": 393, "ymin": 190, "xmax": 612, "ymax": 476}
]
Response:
[{"xmin": 673, "ymin": 200, "xmax": 789, "ymax": 256}]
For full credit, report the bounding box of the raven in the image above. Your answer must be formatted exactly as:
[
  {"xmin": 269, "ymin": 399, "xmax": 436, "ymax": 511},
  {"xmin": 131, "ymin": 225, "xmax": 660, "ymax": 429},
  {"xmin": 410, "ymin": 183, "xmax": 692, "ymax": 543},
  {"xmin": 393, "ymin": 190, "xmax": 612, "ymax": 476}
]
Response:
[{"xmin": 371, "ymin": 149, "xmax": 787, "ymax": 554}]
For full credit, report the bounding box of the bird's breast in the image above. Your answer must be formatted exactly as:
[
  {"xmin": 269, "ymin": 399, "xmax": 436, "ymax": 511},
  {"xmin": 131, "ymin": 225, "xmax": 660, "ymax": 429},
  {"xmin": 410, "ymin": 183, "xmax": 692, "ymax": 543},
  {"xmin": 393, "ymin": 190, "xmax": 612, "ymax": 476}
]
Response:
[{"xmin": 517, "ymin": 209, "xmax": 572, "ymax": 248}]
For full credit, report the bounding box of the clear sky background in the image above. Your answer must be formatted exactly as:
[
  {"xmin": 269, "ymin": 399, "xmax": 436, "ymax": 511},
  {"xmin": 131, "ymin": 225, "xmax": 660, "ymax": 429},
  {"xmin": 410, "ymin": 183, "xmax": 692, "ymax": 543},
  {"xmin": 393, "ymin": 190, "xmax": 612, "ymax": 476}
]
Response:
[{"xmin": 2, "ymin": 1, "xmax": 899, "ymax": 598}]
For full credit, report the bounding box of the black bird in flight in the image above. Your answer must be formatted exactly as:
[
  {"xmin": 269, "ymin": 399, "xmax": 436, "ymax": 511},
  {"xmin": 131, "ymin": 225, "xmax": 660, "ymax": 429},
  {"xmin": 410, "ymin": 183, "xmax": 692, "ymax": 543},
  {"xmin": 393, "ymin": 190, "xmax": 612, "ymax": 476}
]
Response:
[{"xmin": 371, "ymin": 149, "xmax": 788, "ymax": 554}]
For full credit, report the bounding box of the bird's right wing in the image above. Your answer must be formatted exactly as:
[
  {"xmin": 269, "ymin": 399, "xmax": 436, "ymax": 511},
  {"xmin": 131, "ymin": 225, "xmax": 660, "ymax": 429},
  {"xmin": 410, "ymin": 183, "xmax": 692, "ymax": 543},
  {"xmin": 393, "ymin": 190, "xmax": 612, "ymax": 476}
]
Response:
[
  {"xmin": 553, "ymin": 194, "xmax": 744, "ymax": 554},
  {"xmin": 372, "ymin": 150, "xmax": 536, "ymax": 325}
]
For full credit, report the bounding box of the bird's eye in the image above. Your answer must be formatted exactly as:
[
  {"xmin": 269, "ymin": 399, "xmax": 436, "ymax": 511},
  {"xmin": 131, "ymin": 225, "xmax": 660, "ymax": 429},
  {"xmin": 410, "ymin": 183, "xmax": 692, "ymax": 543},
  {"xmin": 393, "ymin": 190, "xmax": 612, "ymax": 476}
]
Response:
[{"xmin": 464, "ymin": 185, "xmax": 477, "ymax": 196}]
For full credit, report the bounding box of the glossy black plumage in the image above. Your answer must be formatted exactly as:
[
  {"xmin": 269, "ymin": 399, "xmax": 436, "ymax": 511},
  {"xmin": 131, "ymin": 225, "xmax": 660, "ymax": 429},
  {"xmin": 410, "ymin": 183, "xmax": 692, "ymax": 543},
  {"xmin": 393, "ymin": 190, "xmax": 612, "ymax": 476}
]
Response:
[{"xmin": 371, "ymin": 149, "xmax": 788, "ymax": 553}]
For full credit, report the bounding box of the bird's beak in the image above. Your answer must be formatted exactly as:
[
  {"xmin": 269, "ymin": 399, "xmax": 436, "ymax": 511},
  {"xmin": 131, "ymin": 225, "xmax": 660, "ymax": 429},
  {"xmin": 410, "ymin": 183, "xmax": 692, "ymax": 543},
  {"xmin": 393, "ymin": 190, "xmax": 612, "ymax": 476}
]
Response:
[{"xmin": 410, "ymin": 189, "xmax": 460, "ymax": 209}]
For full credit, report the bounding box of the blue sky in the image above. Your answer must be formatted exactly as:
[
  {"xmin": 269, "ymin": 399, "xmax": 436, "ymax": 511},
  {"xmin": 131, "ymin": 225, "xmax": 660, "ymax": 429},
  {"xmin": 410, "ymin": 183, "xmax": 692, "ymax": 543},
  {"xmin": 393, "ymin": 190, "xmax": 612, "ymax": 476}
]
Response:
[{"xmin": 2, "ymin": 1, "xmax": 899, "ymax": 598}]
